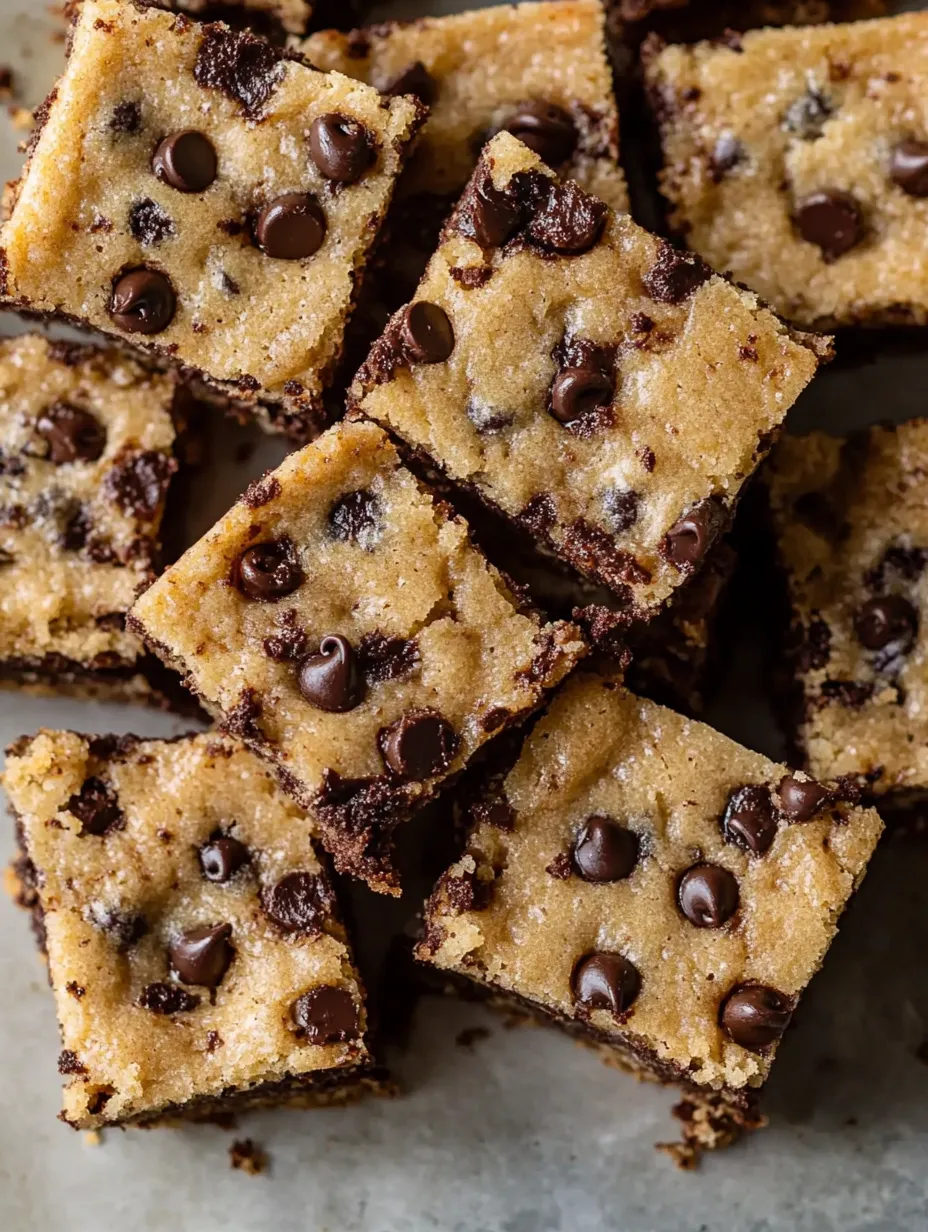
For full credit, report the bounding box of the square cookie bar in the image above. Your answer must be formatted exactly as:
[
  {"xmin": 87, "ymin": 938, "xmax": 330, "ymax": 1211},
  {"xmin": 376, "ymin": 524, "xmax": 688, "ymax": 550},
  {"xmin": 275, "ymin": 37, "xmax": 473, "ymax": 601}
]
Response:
[
  {"xmin": 5, "ymin": 730, "xmax": 382, "ymax": 1130},
  {"xmin": 0, "ymin": 1, "xmax": 423, "ymax": 441},
  {"xmin": 417, "ymin": 673, "xmax": 882, "ymax": 1158},
  {"xmin": 644, "ymin": 13, "xmax": 928, "ymax": 329},
  {"xmin": 129, "ymin": 419, "xmax": 585, "ymax": 893},
  {"xmin": 350, "ymin": 132, "xmax": 827, "ymax": 618},
  {"xmin": 0, "ymin": 334, "xmax": 191, "ymax": 707},
  {"xmin": 763, "ymin": 421, "xmax": 928, "ymax": 814}
]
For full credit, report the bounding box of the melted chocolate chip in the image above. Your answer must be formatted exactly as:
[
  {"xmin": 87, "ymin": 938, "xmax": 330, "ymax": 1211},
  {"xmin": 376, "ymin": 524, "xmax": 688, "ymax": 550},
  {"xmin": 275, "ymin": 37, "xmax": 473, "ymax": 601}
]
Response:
[
  {"xmin": 298, "ymin": 635, "xmax": 363, "ymax": 712},
  {"xmin": 661, "ymin": 500, "xmax": 723, "ymax": 569},
  {"xmin": 262, "ymin": 871, "xmax": 329, "ymax": 934},
  {"xmin": 193, "ymin": 26, "xmax": 284, "ymax": 118},
  {"xmin": 400, "ymin": 301, "xmax": 454, "ymax": 363},
  {"xmin": 152, "ymin": 130, "xmax": 217, "ymax": 193},
  {"xmin": 35, "ymin": 403, "xmax": 105, "ymax": 465},
  {"xmin": 461, "ymin": 170, "xmax": 523, "ymax": 248},
  {"xmin": 550, "ymin": 367, "xmax": 612, "ymax": 426},
  {"xmin": 778, "ymin": 775, "xmax": 829, "ymax": 822},
  {"xmin": 501, "ymin": 101, "xmax": 577, "ymax": 166},
  {"xmin": 720, "ymin": 984, "xmax": 792, "ymax": 1051},
  {"xmin": 328, "ymin": 489, "xmax": 382, "ymax": 548},
  {"xmin": 105, "ymin": 449, "xmax": 174, "ymax": 520},
  {"xmin": 128, "ymin": 198, "xmax": 175, "ymax": 246},
  {"xmin": 357, "ymin": 632, "xmax": 419, "ymax": 684},
  {"xmin": 233, "ymin": 538, "xmax": 303, "ymax": 601},
  {"xmin": 108, "ymin": 268, "xmax": 176, "ymax": 334},
  {"xmin": 602, "ymin": 488, "xmax": 639, "ymax": 533},
  {"xmin": 722, "ymin": 785, "xmax": 777, "ymax": 855},
  {"xmin": 309, "ymin": 113, "xmax": 374, "ymax": 183},
  {"xmin": 255, "ymin": 193, "xmax": 326, "ymax": 259},
  {"xmin": 890, "ymin": 140, "xmax": 928, "ymax": 197},
  {"xmin": 87, "ymin": 903, "xmax": 146, "ymax": 949},
  {"xmin": 572, "ymin": 952, "xmax": 641, "ymax": 1017},
  {"xmin": 137, "ymin": 982, "xmax": 200, "ymax": 1015},
  {"xmin": 169, "ymin": 923, "xmax": 234, "ymax": 987},
  {"xmin": 854, "ymin": 595, "xmax": 918, "ymax": 656},
  {"xmin": 572, "ymin": 816, "xmax": 638, "ymax": 883},
  {"xmin": 782, "ymin": 87, "xmax": 832, "ymax": 140},
  {"xmin": 291, "ymin": 985, "xmax": 360, "ymax": 1044},
  {"xmin": 380, "ymin": 710, "xmax": 457, "ymax": 779},
  {"xmin": 383, "ymin": 60, "xmax": 434, "ymax": 103},
  {"xmin": 642, "ymin": 245, "xmax": 711, "ymax": 304},
  {"xmin": 794, "ymin": 190, "xmax": 863, "ymax": 261},
  {"xmin": 67, "ymin": 777, "xmax": 123, "ymax": 836},
  {"xmin": 199, "ymin": 836, "xmax": 250, "ymax": 882},
  {"xmin": 526, "ymin": 180, "xmax": 606, "ymax": 255},
  {"xmin": 677, "ymin": 863, "xmax": 739, "ymax": 928},
  {"xmin": 710, "ymin": 131, "xmax": 743, "ymax": 178}
]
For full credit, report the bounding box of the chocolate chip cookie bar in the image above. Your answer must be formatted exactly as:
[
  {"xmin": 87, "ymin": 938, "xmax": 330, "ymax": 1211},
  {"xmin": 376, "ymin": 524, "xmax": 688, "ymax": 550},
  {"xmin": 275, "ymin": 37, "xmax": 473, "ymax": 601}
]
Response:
[
  {"xmin": 128, "ymin": 419, "xmax": 585, "ymax": 893},
  {"xmin": 5, "ymin": 729, "xmax": 382, "ymax": 1130},
  {"xmin": 644, "ymin": 12, "xmax": 928, "ymax": 329},
  {"xmin": 763, "ymin": 420, "xmax": 928, "ymax": 816},
  {"xmin": 0, "ymin": 1, "xmax": 423, "ymax": 441},
  {"xmin": 417, "ymin": 672, "xmax": 882, "ymax": 1159},
  {"xmin": 350, "ymin": 132, "xmax": 827, "ymax": 618},
  {"xmin": 0, "ymin": 334, "xmax": 192, "ymax": 707}
]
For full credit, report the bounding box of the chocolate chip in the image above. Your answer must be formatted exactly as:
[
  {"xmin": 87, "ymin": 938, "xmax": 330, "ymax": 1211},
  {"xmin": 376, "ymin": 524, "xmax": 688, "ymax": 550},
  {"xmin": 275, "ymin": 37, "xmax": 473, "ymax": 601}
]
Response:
[
  {"xmin": 105, "ymin": 449, "xmax": 175, "ymax": 520},
  {"xmin": 152, "ymin": 130, "xmax": 217, "ymax": 193},
  {"xmin": 526, "ymin": 181, "xmax": 606, "ymax": 255},
  {"xmin": 67, "ymin": 777, "xmax": 122, "ymax": 836},
  {"xmin": 400, "ymin": 302, "xmax": 454, "ymax": 363},
  {"xmin": 328, "ymin": 489, "xmax": 382, "ymax": 548},
  {"xmin": 262, "ymin": 871, "xmax": 329, "ymax": 934},
  {"xmin": 58, "ymin": 1049, "xmax": 87, "ymax": 1075},
  {"xmin": 572, "ymin": 952, "xmax": 640, "ymax": 1017},
  {"xmin": 782, "ymin": 87, "xmax": 832, "ymax": 140},
  {"xmin": 677, "ymin": 863, "xmax": 739, "ymax": 929},
  {"xmin": 87, "ymin": 903, "xmax": 146, "ymax": 949},
  {"xmin": 291, "ymin": 985, "xmax": 360, "ymax": 1044},
  {"xmin": 110, "ymin": 100, "xmax": 141, "ymax": 134},
  {"xmin": 890, "ymin": 140, "xmax": 928, "ymax": 197},
  {"xmin": 722, "ymin": 785, "xmax": 777, "ymax": 855},
  {"xmin": 383, "ymin": 60, "xmax": 434, "ymax": 104},
  {"xmin": 35, "ymin": 403, "xmax": 105, "ymax": 465},
  {"xmin": 854, "ymin": 595, "xmax": 918, "ymax": 654},
  {"xmin": 642, "ymin": 245, "xmax": 711, "ymax": 304},
  {"xmin": 710, "ymin": 131, "xmax": 743, "ymax": 178},
  {"xmin": 501, "ymin": 101, "xmax": 577, "ymax": 167},
  {"xmin": 572, "ymin": 816, "xmax": 638, "ymax": 882},
  {"xmin": 128, "ymin": 198, "xmax": 175, "ymax": 246},
  {"xmin": 778, "ymin": 775, "xmax": 829, "ymax": 822},
  {"xmin": 463, "ymin": 170, "xmax": 522, "ymax": 248},
  {"xmin": 794, "ymin": 190, "xmax": 863, "ymax": 261},
  {"xmin": 263, "ymin": 611, "xmax": 309, "ymax": 662},
  {"xmin": 309, "ymin": 113, "xmax": 373, "ymax": 183},
  {"xmin": 255, "ymin": 193, "xmax": 326, "ymax": 259},
  {"xmin": 602, "ymin": 488, "xmax": 639, "ymax": 533},
  {"xmin": 357, "ymin": 632, "xmax": 419, "ymax": 684},
  {"xmin": 137, "ymin": 982, "xmax": 200, "ymax": 1015},
  {"xmin": 550, "ymin": 368, "xmax": 612, "ymax": 425},
  {"xmin": 193, "ymin": 26, "xmax": 284, "ymax": 118},
  {"xmin": 199, "ymin": 836, "xmax": 250, "ymax": 882},
  {"xmin": 380, "ymin": 710, "xmax": 457, "ymax": 779},
  {"xmin": 661, "ymin": 499, "xmax": 723, "ymax": 569},
  {"xmin": 298, "ymin": 635, "xmax": 363, "ymax": 712},
  {"xmin": 233, "ymin": 538, "xmax": 303, "ymax": 601},
  {"xmin": 720, "ymin": 984, "xmax": 792, "ymax": 1051},
  {"xmin": 169, "ymin": 923, "xmax": 234, "ymax": 987},
  {"xmin": 108, "ymin": 267, "xmax": 176, "ymax": 334}
]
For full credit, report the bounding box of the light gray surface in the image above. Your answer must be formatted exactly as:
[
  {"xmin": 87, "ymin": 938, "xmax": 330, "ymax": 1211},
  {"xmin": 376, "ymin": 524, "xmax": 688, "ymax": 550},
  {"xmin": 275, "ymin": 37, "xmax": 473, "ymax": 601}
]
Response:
[{"xmin": 0, "ymin": 3, "xmax": 926, "ymax": 1230}]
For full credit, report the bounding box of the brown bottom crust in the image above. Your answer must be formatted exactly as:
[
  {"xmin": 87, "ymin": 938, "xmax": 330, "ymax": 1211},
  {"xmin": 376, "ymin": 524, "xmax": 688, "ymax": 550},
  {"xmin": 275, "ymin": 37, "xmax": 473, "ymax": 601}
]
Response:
[{"xmin": 0, "ymin": 650, "xmax": 205, "ymax": 717}]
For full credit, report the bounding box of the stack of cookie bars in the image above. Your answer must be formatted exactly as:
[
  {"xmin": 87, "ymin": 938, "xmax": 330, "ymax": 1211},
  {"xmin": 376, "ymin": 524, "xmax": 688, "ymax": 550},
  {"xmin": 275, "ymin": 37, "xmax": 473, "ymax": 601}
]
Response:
[{"xmin": 3, "ymin": 0, "xmax": 925, "ymax": 1165}]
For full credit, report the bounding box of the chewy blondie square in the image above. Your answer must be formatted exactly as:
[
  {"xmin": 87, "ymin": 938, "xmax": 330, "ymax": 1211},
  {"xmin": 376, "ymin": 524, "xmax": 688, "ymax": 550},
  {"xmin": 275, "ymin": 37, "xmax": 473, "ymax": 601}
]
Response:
[
  {"xmin": 0, "ymin": 334, "xmax": 191, "ymax": 707},
  {"xmin": 0, "ymin": 1, "xmax": 423, "ymax": 442},
  {"xmin": 128, "ymin": 419, "xmax": 585, "ymax": 894},
  {"xmin": 5, "ymin": 730, "xmax": 382, "ymax": 1130},
  {"xmin": 417, "ymin": 672, "xmax": 882, "ymax": 1156},
  {"xmin": 763, "ymin": 421, "xmax": 928, "ymax": 812},
  {"xmin": 350, "ymin": 132, "xmax": 827, "ymax": 619},
  {"xmin": 644, "ymin": 13, "xmax": 928, "ymax": 329}
]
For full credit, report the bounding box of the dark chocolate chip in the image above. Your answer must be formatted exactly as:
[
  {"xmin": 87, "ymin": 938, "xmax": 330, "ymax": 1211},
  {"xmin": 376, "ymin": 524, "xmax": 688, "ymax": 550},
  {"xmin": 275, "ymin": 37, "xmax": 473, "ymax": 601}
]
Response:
[
  {"xmin": 722, "ymin": 785, "xmax": 778, "ymax": 855},
  {"xmin": 380, "ymin": 710, "xmax": 457, "ymax": 779},
  {"xmin": 661, "ymin": 500, "xmax": 722, "ymax": 569},
  {"xmin": 137, "ymin": 982, "xmax": 200, "ymax": 1015},
  {"xmin": 87, "ymin": 903, "xmax": 146, "ymax": 949},
  {"xmin": 854, "ymin": 595, "xmax": 918, "ymax": 654},
  {"xmin": 58, "ymin": 1049, "xmax": 87, "ymax": 1076},
  {"xmin": 720, "ymin": 984, "xmax": 792, "ymax": 1051},
  {"xmin": 298, "ymin": 635, "xmax": 363, "ymax": 712},
  {"xmin": 357, "ymin": 632, "xmax": 419, "ymax": 684},
  {"xmin": 263, "ymin": 611, "xmax": 309, "ymax": 662},
  {"xmin": 382, "ymin": 60, "xmax": 434, "ymax": 104},
  {"xmin": 110, "ymin": 100, "xmax": 141, "ymax": 134},
  {"xmin": 152, "ymin": 130, "xmax": 217, "ymax": 193},
  {"xmin": 309, "ymin": 113, "xmax": 373, "ymax": 183},
  {"xmin": 642, "ymin": 245, "xmax": 711, "ymax": 304},
  {"xmin": 233, "ymin": 539, "xmax": 303, "ymax": 601},
  {"xmin": 572, "ymin": 816, "xmax": 638, "ymax": 882},
  {"xmin": 199, "ymin": 836, "xmax": 250, "ymax": 882},
  {"xmin": 108, "ymin": 267, "xmax": 176, "ymax": 334},
  {"xmin": 550, "ymin": 367, "xmax": 612, "ymax": 425},
  {"xmin": 128, "ymin": 198, "xmax": 175, "ymax": 245},
  {"xmin": 401, "ymin": 301, "xmax": 454, "ymax": 363},
  {"xmin": 890, "ymin": 140, "xmax": 928, "ymax": 197},
  {"xmin": 262, "ymin": 871, "xmax": 329, "ymax": 934},
  {"xmin": 328, "ymin": 488, "xmax": 382, "ymax": 548},
  {"xmin": 193, "ymin": 26, "xmax": 284, "ymax": 118},
  {"xmin": 105, "ymin": 449, "xmax": 175, "ymax": 520},
  {"xmin": 291, "ymin": 985, "xmax": 360, "ymax": 1044},
  {"xmin": 501, "ymin": 101, "xmax": 577, "ymax": 167},
  {"xmin": 602, "ymin": 488, "xmax": 639, "ymax": 533},
  {"xmin": 572, "ymin": 952, "xmax": 641, "ymax": 1017},
  {"xmin": 67, "ymin": 777, "xmax": 123, "ymax": 836},
  {"xmin": 778, "ymin": 775, "xmax": 829, "ymax": 822},
  {"xmin": 35, "ymin": 403, "xmax": 105, "ymax": 465},
  {"xmin": 782, "ymin": 88, "xmax": 832, "ymax": 140},
  {"xmin": 255, "ymin": 193, "xmax": 326, "ymax": 259},
  {"xmin": 465, "ymin": 171, "xmax": 522, "ymax": 248},
  {"xmin": 677, "ymin": 863, "xmax": 739, "ymax": 929},
  {"xmin": 526, "ymin": 180, "xmax": 606, "ymax": 255},
  {"xmin": 169, "ymin": 923, "xmax": 234, "ymax": 987},
  {"xmin": 794, "ymin": 190, "xmax": 863, "ymax": 261},
  {"xmin": 710, "ymin": 131, "xmax": 743, "ymax": 178}
]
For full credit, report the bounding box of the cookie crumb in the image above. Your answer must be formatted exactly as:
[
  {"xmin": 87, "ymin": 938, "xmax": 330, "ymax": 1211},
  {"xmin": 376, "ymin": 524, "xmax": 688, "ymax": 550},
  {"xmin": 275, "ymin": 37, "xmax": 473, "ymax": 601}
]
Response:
[
  {"xmin": 229, "ymin": 1138, "xmax": 268, "ymax": 1175},
  {"xmin": 83, "ymin": 1130, "xmax": 102, "ymax": 1147},
  {"xmin": 7, "ymin": 105, "xmax": 33, "ymax": 133}
]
